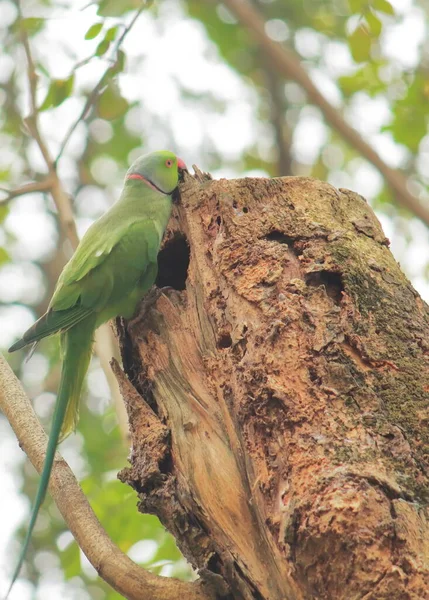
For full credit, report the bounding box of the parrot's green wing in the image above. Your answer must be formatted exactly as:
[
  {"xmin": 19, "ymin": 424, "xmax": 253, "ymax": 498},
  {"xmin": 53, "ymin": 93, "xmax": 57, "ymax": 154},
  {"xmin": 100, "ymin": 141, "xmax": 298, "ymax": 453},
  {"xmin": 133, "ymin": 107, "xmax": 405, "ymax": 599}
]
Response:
[
  {"xmin": 50, "ymin": 217, "xmax": 129, "ymax": 311},
  {"xmin": 8, "ymin": 222, "xmax": 118, "ymax": 352},
  {"xmin": 55, "ymin": 218, "xmax": 161, "ymax": 436},
  {"xmin": 10, "ymin": 219, "xmax": 160, "ymax": 353},
  {"xmin": 8, "ymin": 305, "xmax": 93, "ymax": 352}
]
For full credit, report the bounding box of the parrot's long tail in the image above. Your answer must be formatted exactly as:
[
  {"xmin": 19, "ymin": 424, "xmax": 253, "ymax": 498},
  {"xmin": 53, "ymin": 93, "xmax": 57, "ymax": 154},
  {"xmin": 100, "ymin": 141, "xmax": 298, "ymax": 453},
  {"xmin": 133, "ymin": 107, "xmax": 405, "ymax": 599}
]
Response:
[{"xmin": 5, "ymin": 316, "xmax": 95, "ymax": 599}]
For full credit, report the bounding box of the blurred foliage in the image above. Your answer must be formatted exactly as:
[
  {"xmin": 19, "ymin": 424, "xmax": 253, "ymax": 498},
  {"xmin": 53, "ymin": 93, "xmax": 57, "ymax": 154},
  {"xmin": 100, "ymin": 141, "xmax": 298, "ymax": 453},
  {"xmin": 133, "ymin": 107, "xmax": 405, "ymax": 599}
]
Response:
[{"xmin": 0, "ymin": 0, "xmax": 428, "ymax": 598}]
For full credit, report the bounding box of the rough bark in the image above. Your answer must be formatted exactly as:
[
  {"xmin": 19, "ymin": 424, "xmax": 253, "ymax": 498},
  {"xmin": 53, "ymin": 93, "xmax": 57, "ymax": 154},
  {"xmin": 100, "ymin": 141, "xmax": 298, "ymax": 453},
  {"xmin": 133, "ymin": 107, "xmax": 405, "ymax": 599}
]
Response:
[{"xmin": 115, "ymin": 171, "xmax": 429, "ymax": 600}]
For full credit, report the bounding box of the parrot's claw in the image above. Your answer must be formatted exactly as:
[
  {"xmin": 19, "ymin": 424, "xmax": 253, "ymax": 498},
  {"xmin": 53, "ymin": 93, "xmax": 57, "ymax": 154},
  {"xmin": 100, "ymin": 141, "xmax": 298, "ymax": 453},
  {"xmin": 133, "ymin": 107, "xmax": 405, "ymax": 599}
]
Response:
[{"xmin": 159, "ymin": 285, "xmax": 175, "ymax": 295}]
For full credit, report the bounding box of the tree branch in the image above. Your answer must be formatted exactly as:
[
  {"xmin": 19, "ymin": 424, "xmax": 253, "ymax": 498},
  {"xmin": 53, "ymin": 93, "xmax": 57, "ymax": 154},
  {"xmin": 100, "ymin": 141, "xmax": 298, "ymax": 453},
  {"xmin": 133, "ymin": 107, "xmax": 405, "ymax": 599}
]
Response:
[
  {"xmin": 216, "ymin": 0, "xmax": 429, "ymax": 228},
  {"xmin": 19, "ymin": 2, "xmax": 79, "ymax": 246},
  {"xmin": 0, "ymin": 178, "xmax": 53, "ymax": 204},
  {"xmin": 255, "ymin": 0, "xmax": 292, "ymax": 176},
  {"xmin": 0, "ymin": 354, "xmax": 215, "ymax": 600},
  {"xmin": 264, "ymin": 65, "xmax": 293, "ymax": 176},
  {"xmin": 94, "ymin": 324, "xmax": 129, "ymax": 441}
]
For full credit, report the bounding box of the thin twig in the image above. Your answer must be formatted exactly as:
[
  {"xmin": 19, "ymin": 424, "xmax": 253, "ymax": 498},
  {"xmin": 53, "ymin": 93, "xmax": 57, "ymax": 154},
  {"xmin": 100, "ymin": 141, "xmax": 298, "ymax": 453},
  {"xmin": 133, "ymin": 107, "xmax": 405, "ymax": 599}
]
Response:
[
  {"xmin": 0, "ymin": 178, "xmax": 53, "ymax": 204},
  {"xmin": 255, "ymin": 0, "xmax": 292, "ymax": 176},
  {"xmin": 94, "ymin": 325, "xmax": 129, "ymax": 441},
  {"xmin": 56, "ymin": 7, "xmax": 146, "ymax": 164},
  {"xmin": 18, "ymin": 0, "xmax": 79, "ymax": 247},
  {"xmin": 217, "ymin": 0, "xmax": 429, "ymax": 228},
  {"xmin": 265, "ymin": 65, "xmax": 292, "ymax": 176},
  {"xmin": 20, "ymin": 46, "xmax": 54, "ymax": 170},
  {"xmin": 0, "ymin": 355, "xmax": 214, "ymax": 600}
]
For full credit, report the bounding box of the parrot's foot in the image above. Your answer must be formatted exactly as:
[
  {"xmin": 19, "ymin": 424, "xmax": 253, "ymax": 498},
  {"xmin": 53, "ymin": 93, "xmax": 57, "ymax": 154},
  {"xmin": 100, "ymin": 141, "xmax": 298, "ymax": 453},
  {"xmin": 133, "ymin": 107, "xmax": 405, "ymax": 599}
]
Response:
[
  {"xmin": 127, "ymin": 286, "xmax": 174, "ymax": 334},
  {"xmin": 158, "ymin": 285, "xmax": 175, "ymax": 295}
]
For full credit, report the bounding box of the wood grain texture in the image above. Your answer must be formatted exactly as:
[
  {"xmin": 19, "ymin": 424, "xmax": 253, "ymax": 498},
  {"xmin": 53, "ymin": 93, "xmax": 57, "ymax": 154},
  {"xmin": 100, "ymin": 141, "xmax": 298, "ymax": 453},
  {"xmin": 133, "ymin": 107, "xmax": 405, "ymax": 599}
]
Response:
[{"xmin": 116, "ymin": 172, "xmax": 429, "ymax": 600}]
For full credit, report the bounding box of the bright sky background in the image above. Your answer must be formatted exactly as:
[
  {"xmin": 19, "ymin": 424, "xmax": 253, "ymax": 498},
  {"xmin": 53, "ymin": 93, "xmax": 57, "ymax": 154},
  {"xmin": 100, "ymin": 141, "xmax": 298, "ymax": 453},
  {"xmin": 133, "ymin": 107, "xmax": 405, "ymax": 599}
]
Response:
[{"xmin": 0, "ymin": 0, "xmax": 428, "ymax": 597}]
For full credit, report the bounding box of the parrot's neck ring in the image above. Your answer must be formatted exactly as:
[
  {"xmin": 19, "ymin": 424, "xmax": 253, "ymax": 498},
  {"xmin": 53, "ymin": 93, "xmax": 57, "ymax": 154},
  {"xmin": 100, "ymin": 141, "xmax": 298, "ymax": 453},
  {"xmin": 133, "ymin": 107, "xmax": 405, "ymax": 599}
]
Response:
[{"xmin": 127, "ymin": 173, "xmax": 172, "ymax": 195}]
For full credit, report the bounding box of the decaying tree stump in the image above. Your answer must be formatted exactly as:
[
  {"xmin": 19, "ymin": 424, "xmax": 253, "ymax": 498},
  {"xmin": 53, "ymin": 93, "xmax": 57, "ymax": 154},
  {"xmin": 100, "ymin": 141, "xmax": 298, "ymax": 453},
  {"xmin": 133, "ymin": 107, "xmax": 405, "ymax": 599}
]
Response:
[{"xmin": 114, "ymin": 170, "xmax": 429, "ymax": 600}]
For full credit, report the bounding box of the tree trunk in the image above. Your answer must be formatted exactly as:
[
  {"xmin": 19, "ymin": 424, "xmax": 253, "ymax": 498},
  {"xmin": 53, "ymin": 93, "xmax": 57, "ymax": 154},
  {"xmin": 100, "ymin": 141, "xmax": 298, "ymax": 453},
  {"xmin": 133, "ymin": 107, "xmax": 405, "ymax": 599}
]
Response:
[{"xmin": 114, "ymin": 170, "xmax": 429, "ymax": 600}]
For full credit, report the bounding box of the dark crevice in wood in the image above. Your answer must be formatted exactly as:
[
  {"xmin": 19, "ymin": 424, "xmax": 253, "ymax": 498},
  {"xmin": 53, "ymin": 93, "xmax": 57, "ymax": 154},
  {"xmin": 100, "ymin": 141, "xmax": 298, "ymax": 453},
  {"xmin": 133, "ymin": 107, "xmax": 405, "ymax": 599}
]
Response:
[
  {"xmin": 264, "ymin": 230, "xmax": 297, "ymax": 247},
  {"xmin": 115, "ymin": 316, "xmax": 141, "ymax": 391},
  {"xmin": 218, "ymin": 332, "xmax": 233, "ymax": 349},
  {"xmin": 305, "ymin": 270, "xmax": 344, "ymax": 304},
  {"xmin": 156, "ymin": 232, "xmax": 190, "ymax": 290}
]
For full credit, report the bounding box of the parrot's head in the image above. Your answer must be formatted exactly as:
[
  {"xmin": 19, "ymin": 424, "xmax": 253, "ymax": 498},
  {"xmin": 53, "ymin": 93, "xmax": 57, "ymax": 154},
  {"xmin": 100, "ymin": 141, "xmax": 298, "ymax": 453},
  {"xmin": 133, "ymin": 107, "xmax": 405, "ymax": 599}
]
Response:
[{"xmin": 125, "ymin": 150, "xmax": 187, "ymax": 195}]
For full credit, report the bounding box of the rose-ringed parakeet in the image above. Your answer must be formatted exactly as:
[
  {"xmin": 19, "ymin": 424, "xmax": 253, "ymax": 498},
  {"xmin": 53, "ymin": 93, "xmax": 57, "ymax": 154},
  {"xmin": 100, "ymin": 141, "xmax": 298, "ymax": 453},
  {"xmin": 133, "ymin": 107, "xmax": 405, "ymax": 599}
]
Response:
[{"xmin": 6, "ymin": 150, "xmax": 186, "ymax": 597}]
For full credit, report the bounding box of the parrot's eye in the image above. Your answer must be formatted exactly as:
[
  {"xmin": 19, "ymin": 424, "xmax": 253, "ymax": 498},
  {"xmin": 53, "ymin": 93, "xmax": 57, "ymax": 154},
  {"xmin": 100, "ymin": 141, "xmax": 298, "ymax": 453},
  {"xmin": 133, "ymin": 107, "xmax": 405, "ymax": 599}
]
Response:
[{"xmin": 165, "ymin": 159, "xmax": 173, "ymax": 168}]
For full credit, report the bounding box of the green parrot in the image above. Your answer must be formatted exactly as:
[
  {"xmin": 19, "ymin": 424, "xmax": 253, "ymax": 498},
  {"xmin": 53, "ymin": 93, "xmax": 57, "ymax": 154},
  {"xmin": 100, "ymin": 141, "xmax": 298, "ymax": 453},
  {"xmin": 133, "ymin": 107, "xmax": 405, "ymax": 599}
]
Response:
[{"xmin": 6, "ymin": 149, "xmax": 186, "ymax": 597}]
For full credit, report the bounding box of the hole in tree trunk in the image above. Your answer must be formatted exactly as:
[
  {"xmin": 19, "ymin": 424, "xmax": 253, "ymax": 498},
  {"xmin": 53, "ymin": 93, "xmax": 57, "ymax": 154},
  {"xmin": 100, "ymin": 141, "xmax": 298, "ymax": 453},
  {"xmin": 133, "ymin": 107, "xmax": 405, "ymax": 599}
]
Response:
[
  {"xmin": 264, "ymin": 230, "xmax": 296, "ymax": 245},
  {"xmin": 156, "ymin": 232, "xmax": 190, "ymax": 291},
  {"xmin": 217, "ymin": 332, "xmax": 233, "ymax": 349},
  {"xmin": 305, "ymin": 270, "xmax": 344, "ymax": 304},
  {"xmin": 264, "ymin": 230, "xmax": 300, "ymax": 254}
]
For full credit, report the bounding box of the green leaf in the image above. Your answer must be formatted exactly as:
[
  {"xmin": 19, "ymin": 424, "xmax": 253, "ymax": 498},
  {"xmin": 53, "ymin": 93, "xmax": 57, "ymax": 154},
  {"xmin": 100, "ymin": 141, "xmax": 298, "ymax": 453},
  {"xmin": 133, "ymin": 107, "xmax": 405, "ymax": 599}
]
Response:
[
  {"xmin": 0, "ymin": 204, "xmax": 9, "ymax": 224},
  {"xmin": 105, "ymin": 26, "xmax": 118, "ymax": 42},
  {"xmin": 97, "ymin": 0, "xmax": 143, "ymax": 17},
  {"xmin": 19, "ymin": 17, "xmax": 45, "ymax": 34},
  {"xmin": 97, "ymin": 81, "xmax": 129, "ymax": 120},
  {"xmin": 0, "ymin": 247, "xmax": 10, "ymax": 265},
  {"xmin": 339, "ymin": 62, "xmax": 385, "ymax": 97},
  {"xmin": 348, "ymin": 0, "xmax": 366, "ymax": 12},
  {"xmin": 85, "ymin": 22, "xmax": 103, "ymax": 40},
  {"xmin": 39, "ymin": 75, "xmax": 75, "ymax": 111},
  {"xmin": 111, "ymin": 50, "xmax": 126, "ymax": 75},
  {"xmin": 95, "ymin": 38, "xmax": 111, "ymax": 57},
  {"xmin": 348, "ymin": 24, "xmax": 371, "ymax": 62},
  {"xmin": 366, "ymin": 10, "xmax": 382, "ymax": 37},
  {"xmin": 383, "ymin": 74, "xmax": 429, "ymax": 152},
  {"xmin": 60, "ymin": 541, "xmax": 81, "ymax": 579},
  {"xmin": 37, "ymin": 63, "xmax": 51, "ymax": 78},
  {"xmin": 373, "ymin": 0, "xmax": 395, "ymax": 15}
]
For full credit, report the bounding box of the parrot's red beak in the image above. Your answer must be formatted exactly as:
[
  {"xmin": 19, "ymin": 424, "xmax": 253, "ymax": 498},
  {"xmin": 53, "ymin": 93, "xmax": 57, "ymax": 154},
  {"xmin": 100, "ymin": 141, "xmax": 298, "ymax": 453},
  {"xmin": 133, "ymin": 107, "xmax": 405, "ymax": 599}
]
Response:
[{"xmin": 177, "ymin": 157, "xmax": 187, "ymax": 171}]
